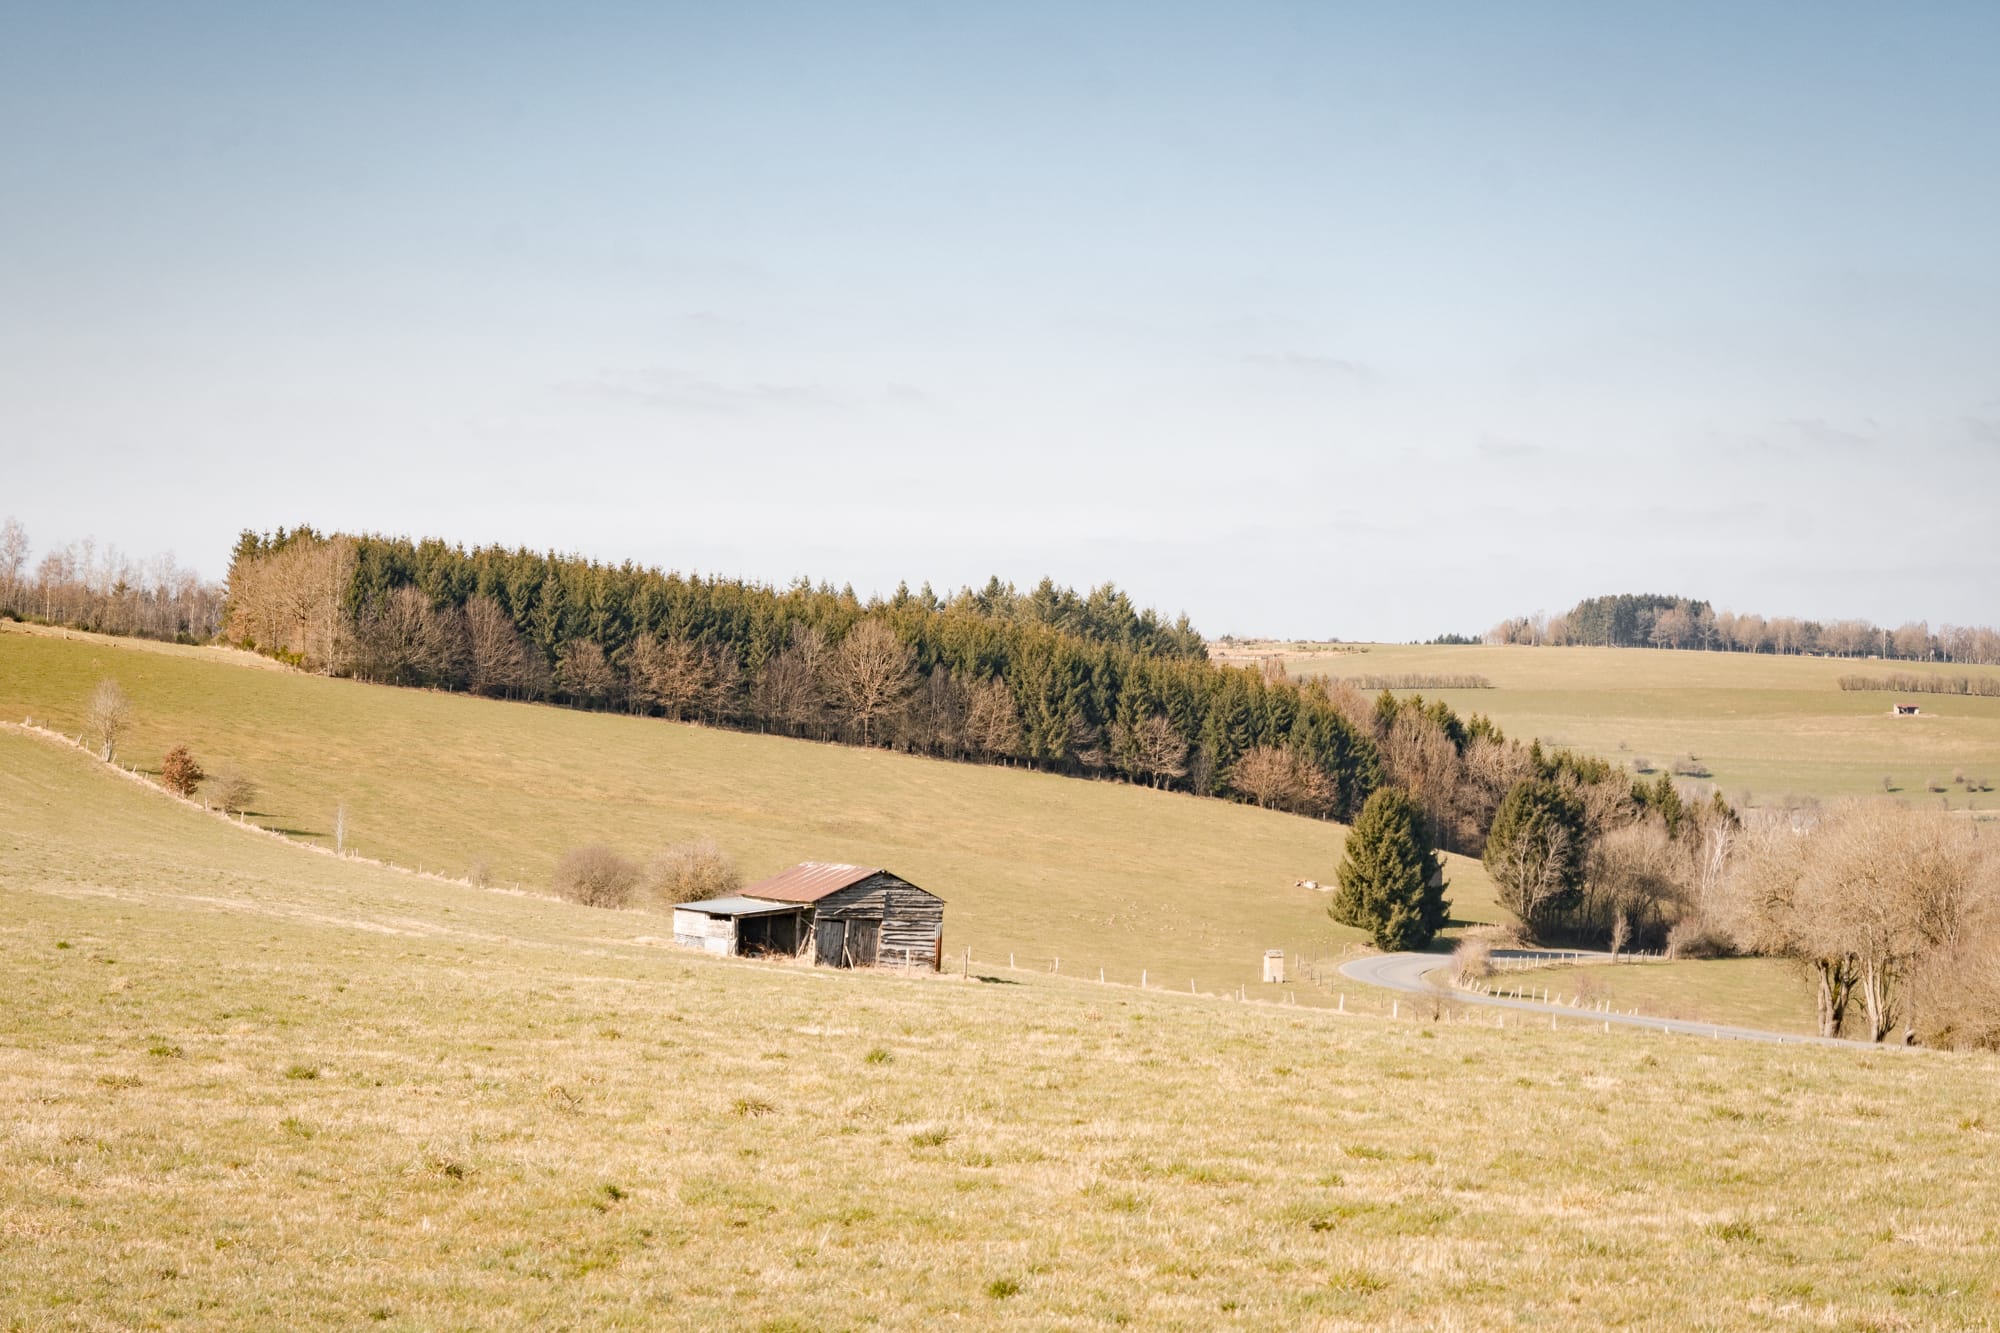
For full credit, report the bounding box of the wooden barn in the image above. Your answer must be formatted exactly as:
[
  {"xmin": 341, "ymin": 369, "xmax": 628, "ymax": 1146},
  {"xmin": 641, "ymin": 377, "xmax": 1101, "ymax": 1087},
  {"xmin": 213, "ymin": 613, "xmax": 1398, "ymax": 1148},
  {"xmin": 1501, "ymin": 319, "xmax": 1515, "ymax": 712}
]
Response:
[{"xmin": 733, "ymin": 862, "xmax": 945, "ymax": 970}]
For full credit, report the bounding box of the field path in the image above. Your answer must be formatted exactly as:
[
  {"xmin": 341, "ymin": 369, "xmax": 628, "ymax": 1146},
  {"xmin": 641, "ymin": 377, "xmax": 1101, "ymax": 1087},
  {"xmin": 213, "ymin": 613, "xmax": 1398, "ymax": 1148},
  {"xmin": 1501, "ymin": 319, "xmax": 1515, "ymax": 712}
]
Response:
[{"xmin": 1340, "ymin": 949, "xmax": 1867, "ymax": 1049}]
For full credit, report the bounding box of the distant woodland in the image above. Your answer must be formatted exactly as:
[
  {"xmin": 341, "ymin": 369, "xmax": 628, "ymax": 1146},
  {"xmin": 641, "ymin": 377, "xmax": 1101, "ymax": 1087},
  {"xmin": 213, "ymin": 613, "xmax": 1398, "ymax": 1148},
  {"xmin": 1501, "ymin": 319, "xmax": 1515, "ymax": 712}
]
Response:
[
  {"xmin": 0, "ymin": 517, "xmax": 1784, "ymax": 956},
  {"xmin": 218, "ymin": 528, "xmax": 1719, "ymax": 914},
  {"xmin": 0, "ymin": 518, "xmax": 222, "ymax": 642},
  {"xmin": 1488, "ymin": 592, "xmax": 2000, "ymax": 664},
  {"xmin": 221, "ymin": 527, "xmax": 1394, "ymax": 817}
]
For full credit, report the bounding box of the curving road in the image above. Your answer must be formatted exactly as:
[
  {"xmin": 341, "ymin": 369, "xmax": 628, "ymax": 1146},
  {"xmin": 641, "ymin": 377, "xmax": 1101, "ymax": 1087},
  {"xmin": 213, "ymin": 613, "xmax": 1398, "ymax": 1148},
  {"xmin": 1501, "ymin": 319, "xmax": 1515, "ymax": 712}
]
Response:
[{"xmin": 1338, "ymin": 949, "xmax": 1862, "ymax": 1048}]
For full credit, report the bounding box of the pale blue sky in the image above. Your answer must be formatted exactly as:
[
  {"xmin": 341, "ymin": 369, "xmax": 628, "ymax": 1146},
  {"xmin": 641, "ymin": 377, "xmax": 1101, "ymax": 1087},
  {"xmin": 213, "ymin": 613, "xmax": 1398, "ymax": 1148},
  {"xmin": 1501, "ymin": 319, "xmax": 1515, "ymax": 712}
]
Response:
[{"xmin": 4, "ymin": 2, "xmax": 1996, "ymax": 637}]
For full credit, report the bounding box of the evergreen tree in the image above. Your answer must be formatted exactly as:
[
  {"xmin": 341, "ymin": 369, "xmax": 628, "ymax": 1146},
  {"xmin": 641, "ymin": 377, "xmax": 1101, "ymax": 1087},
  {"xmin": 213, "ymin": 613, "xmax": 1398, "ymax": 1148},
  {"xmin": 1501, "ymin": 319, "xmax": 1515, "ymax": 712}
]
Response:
[{"xmin": 1330, "ymin": 788, "xmax": 1449, "ymax": 950}]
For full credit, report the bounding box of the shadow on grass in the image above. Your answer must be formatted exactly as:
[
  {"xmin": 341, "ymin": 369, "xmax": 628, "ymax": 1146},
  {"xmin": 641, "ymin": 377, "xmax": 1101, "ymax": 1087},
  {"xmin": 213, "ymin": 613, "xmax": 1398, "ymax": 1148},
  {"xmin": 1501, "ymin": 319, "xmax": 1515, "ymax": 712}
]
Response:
[{"xmin": 972, "ymin": 974, "xmax": 1021, "ymax": 986}]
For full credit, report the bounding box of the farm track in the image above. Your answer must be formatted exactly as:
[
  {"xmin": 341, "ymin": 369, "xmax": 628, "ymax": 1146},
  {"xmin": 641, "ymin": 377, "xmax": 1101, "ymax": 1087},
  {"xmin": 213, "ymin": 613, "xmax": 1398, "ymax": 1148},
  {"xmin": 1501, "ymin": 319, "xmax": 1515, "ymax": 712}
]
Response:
[{"xmin": 1339, "ymin": 949, "xmax": 1872, "ymax": 1049}]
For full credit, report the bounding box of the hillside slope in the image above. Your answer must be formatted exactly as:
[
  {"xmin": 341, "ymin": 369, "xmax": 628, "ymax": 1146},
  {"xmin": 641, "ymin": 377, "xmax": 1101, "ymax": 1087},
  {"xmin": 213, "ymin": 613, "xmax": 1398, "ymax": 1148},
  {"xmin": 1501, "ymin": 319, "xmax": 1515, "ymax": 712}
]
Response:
[
  {"xmin": 1215, "ymin": 640, "xmax": 2000, "ymax": 803},
  {"xmin": 0, "ymin": 626, "xmax": 1500, "ymax": 994},
  {"xmin": 6, "ymin": 729, "xmax": 2000, "ymax": 1328}
]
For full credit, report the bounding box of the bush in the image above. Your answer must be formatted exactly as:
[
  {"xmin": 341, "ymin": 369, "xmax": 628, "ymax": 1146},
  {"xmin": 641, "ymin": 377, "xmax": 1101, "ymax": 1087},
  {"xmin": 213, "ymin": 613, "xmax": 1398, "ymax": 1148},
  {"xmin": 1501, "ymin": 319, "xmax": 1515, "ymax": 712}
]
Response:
[
  {"xmin": 160, "ymin": 745, "xmax": 205, "ymax": 798},
  {"xmin": 1664, "ymin": 919, "xmax": 1733, "ymax": 960},
  {"xmin": 643, "ymin": 838, "xmax": 741, "ymax": 905},
  {"xmin": 1671, "ymin": 754, "xmax": 1711, "ymax": 778},
  {"xmin": 553, "ymin": 844, "xmax": 641, "ymax": 908},
  {"xmin": 1450, "ymin": 936, "xmax": 1493, "ymax": 984},
  {"xmin": 209, "ymin": 767, "xmax": 257, "ymax": 816}
]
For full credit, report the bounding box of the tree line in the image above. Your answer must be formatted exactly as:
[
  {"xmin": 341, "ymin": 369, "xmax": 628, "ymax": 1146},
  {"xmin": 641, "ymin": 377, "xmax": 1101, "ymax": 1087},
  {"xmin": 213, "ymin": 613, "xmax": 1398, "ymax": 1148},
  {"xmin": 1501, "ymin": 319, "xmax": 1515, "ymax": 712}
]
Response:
[
  {"xmin": 1487, "ymin": 592, "xmax": 2000, "ymax": 664},
  {"xmin": 0, "ymin": 517, "xmax": 223, "ymax": 642},
  {"xmin": 223, "ymin": 528, "xmax": 1384, "ymax": 816},
  {"xmin": 1838, "ymin": 673, "xmax": 2000, "ymax": 699}
]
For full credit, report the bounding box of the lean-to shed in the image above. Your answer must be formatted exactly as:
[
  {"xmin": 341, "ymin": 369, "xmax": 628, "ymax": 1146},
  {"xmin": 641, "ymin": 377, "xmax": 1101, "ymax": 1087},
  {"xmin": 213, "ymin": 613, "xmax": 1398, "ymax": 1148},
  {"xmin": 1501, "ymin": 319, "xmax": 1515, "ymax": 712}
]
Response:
[
  {"xmin": 740, "ymin": 862, "xmax": 945, "ymax": 970},
  {"xmin": 672, "ymin": 895, "xmax": 806, "ymax": 957}
]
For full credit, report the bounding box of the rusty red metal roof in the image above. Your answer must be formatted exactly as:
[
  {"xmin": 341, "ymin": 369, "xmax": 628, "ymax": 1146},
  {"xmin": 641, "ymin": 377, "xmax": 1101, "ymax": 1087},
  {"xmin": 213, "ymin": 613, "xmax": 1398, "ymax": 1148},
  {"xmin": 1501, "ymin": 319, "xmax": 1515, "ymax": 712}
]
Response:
[{"xmin": 741, "ymin": 862, "xmax": 883, "ymax": 904}]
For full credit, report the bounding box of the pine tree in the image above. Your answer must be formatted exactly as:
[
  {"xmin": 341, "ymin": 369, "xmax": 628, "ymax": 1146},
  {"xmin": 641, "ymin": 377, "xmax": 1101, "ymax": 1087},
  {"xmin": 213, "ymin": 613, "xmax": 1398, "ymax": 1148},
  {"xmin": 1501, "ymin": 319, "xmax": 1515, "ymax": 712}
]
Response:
[{"xmin": 1330, "ymin": 788, "xmax": 1450, "ymax": 950}]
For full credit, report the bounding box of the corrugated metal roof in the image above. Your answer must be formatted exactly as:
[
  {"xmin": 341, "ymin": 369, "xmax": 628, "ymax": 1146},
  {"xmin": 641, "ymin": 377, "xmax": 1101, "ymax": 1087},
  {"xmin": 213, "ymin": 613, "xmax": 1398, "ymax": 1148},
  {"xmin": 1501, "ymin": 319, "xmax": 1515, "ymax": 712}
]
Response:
[
  {"xmin": 740, "ymin": 862, "xmax": 883, "ymax": 904},
  {"xmin": 673, "ymin": 894, "xmax": 808, "ymax": 918}
]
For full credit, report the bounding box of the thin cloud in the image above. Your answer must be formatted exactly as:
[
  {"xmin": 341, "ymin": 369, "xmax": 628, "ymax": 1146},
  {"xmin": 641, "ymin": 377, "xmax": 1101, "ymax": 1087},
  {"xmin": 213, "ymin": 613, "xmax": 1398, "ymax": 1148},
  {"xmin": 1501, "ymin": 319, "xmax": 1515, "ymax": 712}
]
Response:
[
  {"xmin": 1477, "ymin": 436, "xmax": 1546, "ymax": 462},
  {"xmin": 570, "ymin": 367, "xmax": 844, "ymax": 416},
  {"xmin": 1242, "ymin": 352, "xmax": 1381, "ymax": 385},
  {"xmin": 1782, "ymin": 418, "xmax": 1878, "ymax": 453}
]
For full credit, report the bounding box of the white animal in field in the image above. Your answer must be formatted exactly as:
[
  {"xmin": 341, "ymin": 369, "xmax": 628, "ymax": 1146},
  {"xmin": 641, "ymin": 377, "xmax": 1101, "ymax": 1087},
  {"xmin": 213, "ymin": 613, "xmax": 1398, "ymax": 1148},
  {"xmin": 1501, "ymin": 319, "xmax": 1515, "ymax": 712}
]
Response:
[{"xmin": 1294, "ymin": 878, "xmax": 1323, "ymax": 891}]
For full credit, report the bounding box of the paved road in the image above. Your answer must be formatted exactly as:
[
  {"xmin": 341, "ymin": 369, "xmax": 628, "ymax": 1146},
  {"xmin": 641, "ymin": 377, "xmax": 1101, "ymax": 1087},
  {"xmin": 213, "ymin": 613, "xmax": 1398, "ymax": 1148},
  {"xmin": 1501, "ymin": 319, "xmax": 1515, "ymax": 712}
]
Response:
[{"xmin": 1337, "ymin": 950, "xmax": 1864, "ymax": 1049}]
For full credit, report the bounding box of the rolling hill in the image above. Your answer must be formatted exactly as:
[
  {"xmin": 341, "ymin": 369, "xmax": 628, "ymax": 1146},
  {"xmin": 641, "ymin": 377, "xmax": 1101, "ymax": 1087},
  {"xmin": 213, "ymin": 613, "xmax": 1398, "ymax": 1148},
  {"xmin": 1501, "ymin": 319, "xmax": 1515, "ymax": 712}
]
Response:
[
  {"xmin": 6, "ymin": 723, "xmax": 2000, "ymax": 1327},
  {"xmin": 0, "ymin": 624, "xmax": 1503, "ymax": 998},
  {"xmin": 1213, "ymin": 640, "xmax": 2000, "ymax": 806}
]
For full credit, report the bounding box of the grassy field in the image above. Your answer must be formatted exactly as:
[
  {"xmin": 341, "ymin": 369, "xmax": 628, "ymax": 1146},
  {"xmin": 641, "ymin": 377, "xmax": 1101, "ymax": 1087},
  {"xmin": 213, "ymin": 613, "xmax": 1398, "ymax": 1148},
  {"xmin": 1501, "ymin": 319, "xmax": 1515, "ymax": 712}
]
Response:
[
  {"xmin": 0, "ymin": 625, "xmax": 1503, "ymax": 1000},
  {"xmin": 7, "ymin": 727, "xmax": 2000, "ymax": 1329},
  {"xmin": 1501, "ymin": 959, "xmax": 1823, "ymax": 1038},
  {"xmin": 1214, "ymin": 640, "xmax": 2000, "ymax": 806}
]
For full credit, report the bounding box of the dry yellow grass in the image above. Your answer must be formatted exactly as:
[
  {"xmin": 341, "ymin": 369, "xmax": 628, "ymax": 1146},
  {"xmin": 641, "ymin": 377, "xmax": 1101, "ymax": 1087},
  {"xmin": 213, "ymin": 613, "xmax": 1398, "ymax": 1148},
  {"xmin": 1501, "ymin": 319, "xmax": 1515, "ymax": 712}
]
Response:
[
  {"xmin": 0, "ymin": 626, "xmax": 1500, "ymax": 1001},
  {"xmin": 1216, "ymin": 640, "xmax": 2000, "ymax": 806},
  {"xmin": 6, "ymin": 729, "xmax": 2000, "ymax": 1328}
]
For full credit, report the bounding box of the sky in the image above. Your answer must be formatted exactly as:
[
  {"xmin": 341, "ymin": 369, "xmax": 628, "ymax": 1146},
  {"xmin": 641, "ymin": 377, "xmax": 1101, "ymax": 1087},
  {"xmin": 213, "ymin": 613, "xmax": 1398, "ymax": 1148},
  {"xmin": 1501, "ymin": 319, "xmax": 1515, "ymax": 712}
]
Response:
[{"xmin": 3, "ymin": 1, "xmax": 1996, "ymax": 639}]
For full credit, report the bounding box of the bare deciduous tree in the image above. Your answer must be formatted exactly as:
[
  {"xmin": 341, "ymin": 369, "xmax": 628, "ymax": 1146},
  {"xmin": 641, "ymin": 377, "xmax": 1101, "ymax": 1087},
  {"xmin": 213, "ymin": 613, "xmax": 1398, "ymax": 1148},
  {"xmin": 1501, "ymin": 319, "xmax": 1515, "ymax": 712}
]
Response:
[
  {"xmin": 210, "ymin": 767, "xmax": 258, "ymax": 817},
  {"xmin": 1230, "ymin": 745, "xmax": 1299, "ymax": 810},
  {"xmin": 628, "ymin": 633, "xmax": 712, "ymax": 720},
  {"xmin": 1383, "ymin": 711, "xmax": 1462, "ymax": 849},
  {"xmin": 964, "ymin": 676, "xmax": 1020, "ymax": 760},
  {"xmin": 1114, "ymin": 712, "xmax": 1189, "ymax": 788},
  {"xmin": 465, "ymin": 594, "xmax": 528, "ymax": 697},
  {"xmin": 87, "ymin": 679, "xmax": 132, "ymax": 762},
  {"xmin": 0, "ymin": 516, "xmax": 27, "ymax": 612},
  {"xmin": 826, "ymin": 620, "xmax": 916, "ymax": 745},
  {"xmin": 1724, "ymin": 805, "xmax": 1984, "ymax": 1041},
  {"xmin": 752, "ymin": 624, "xmax": 828, "ymax": 736},
  {"xmin": 555, "ymin": 639, "xmax": 618, "ymax": 709}
]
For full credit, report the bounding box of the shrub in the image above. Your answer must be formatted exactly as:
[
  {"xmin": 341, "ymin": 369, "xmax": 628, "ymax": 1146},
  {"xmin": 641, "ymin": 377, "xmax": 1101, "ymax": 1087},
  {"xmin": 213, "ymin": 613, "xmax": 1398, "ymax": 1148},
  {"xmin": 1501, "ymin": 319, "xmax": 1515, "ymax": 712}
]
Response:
[
  {"xmin": 1631, "ymin": 756, "xmax": 1654, "ymax": 774},
  {"xmin": 1450, "ymin": 936, "xmax": 1493, "ymax": 984},
  {"xmin": 1928, "ymin": 776, "xmax": 1947, "ymax": 794},
  {"xmin": 1671, "ymin": 754, "xmax": 1711, "ymax": 778},
  {"xmin": 209, "ymin": 767, "xmax": 257, "ymax": 816},
  {"xmin": 643, "ymin": 838, "xmax": 741, "ymax": 906},
  {"xmin": 160, "ymin": 745, "xmax": 205, "ymax": 798},
  {"xmin": 1665, "ymin": 919, "xmax": 1733, "ymax": 960},
  {"xmin": 87, "ymin": 678, "xmax": 133, "ymax": 763},
  {"xmin": 553, "ymin": 844, "xmax": 641, "ymax": 908}
]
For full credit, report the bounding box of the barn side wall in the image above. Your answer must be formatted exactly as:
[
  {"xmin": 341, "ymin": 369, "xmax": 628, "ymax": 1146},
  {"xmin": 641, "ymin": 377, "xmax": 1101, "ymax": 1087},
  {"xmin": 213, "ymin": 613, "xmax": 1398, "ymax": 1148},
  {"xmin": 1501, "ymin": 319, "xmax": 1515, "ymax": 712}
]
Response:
[
  {"xmin": 815, "ymin": 873, "xmax": 944, "ymax": 969},
  {"xmin": 671, "ymin": 909, "xmax": 736, "ymax": 955}
]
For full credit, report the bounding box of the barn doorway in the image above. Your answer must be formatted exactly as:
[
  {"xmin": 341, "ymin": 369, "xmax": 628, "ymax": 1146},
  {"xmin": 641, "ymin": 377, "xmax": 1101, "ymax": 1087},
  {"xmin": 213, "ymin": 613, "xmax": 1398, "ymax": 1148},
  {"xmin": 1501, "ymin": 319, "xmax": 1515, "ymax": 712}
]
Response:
[
  {"xmin": 813, "ymin": 918, "xmax": 883, "ymax": 967},
  {"xmin": 735, "ymin": 910, "xmax": 800, "ymax": 957}
]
